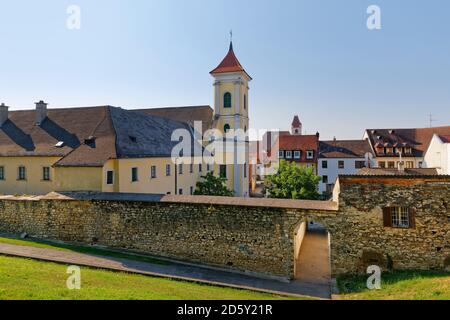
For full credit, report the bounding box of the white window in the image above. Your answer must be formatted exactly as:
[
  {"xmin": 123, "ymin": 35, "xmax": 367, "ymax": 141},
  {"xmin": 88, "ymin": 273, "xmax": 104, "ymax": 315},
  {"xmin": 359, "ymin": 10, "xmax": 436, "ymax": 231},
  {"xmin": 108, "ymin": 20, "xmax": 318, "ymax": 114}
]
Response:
[
  {"xmin": 306, "ymin": 151, "xmax": 314, "ymax": 160},
  {"xmin": 278, "ymin": 150, "xmax": 284, "ymax": 159},
  {"xmin": 294, "ymin": 151, "xmax": 301, "ymax": 159},
  {"xmin": 286, "ymin": 151, "xmax": 292, "ymax": 159},
  {"xmin": 391, "ymin": 207, "xmax": 411, "ymax": 228}
]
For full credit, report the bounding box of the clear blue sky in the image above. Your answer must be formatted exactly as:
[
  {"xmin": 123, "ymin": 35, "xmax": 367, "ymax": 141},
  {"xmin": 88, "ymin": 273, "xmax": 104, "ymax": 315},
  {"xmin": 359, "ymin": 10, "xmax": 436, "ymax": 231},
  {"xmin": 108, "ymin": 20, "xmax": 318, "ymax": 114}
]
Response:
[{"xmin": 0, "ymin": 0, "xmax": 449, "ymax": 139}]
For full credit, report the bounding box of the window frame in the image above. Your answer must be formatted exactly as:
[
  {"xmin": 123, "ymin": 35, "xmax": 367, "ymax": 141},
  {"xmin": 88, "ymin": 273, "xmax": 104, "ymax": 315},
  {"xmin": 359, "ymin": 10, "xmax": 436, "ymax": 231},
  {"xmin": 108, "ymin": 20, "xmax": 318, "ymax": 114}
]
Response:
[
  {"xmin": 285, "ymin": 151, "xmax": 292, "ymax": 159},
  {"xmin": 131, "ymin": 167, "xmax": 138, "ymax": 182},
  {"xmin": 166, "ymin": 164, "xmax": 171, "ymax": 176},
  {"xmin": 383, "ymin": 207, "xmax": 416, "ymax": 229},
  {"xmin": 0, "ymin": 166, "xmax": 4, "ymax": 180},
  {"xmin": 223, "ymin": 92, "xmax": 232, "ymax": 108},
  {"xmin": 219, "ymin": 165, "xmax": 227, "ymax": 179},
  {"xmin": 151, "ymin": 165, "xmax": 157, "ymax": 179},
  {"xmin": 17, "ymin": 166, "xmax": 26, "ymax": 181},
  {"xmin": 106, "ymin": 170, "xmax": 114, "ymax": 185},
  {"xmin": 338, "ymin": 160, "xmax": 345, "ymax": 169},
  {"xmin": 278, "ymin": 150, "xmax": 284, "ymax": 159},
  {"xmin": 322, "ymin": 161, "xmax": 328, "ymax": 169},
  {"xmin": 306, "ymin": 150, "xmax": 314, "ymax": 160},
  {"xmin": 294, "ymin": 151, "xmax": 301, "ymax": 159}
]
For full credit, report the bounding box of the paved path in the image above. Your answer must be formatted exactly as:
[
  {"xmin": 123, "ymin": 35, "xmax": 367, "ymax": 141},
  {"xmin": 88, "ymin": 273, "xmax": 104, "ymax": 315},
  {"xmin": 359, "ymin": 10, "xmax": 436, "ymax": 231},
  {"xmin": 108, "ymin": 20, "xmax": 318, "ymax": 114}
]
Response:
[
  {"xmin": 295, "ymin": 229, "xmax": 332, "ymax": 291},
  {"xmin": 0, "ymin": 242, "xmax": 331, "ymax": 299}
]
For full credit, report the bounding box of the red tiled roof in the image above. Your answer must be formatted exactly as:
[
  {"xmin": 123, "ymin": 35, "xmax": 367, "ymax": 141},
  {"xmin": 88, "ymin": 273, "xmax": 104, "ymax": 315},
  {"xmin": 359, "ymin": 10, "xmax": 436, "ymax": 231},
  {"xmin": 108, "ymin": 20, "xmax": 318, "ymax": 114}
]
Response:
[
  {"xmin": 439, "ymin": 135, "xmax": 450, "ymax": 143},
  {"xmin": 210, "ymin": 42, "xmax": 252, "ymax": 79},
  {"xmin": 366, "ymin": 126, "xmax": 450, "ymax": 157},
  {"xmin": 279, "ymin": 135, "xmax": 319, "ymax": 162}
]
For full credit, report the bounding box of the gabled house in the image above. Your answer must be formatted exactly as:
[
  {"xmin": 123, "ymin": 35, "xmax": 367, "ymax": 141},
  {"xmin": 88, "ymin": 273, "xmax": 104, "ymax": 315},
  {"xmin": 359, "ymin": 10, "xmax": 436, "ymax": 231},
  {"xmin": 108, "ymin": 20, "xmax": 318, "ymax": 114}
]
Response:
[
  {"xmin": 423, "ymin": 134, "xmax": 450, "ymax": 174},
  {"xmin": 363, "ymin": 126, "xmax": 450, "ymax": 169}
]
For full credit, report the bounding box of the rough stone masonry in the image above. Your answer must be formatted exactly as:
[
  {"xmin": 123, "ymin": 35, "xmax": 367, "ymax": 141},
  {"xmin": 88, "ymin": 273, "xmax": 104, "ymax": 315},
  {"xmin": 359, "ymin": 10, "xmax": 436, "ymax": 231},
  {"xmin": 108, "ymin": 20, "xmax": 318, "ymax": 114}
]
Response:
[{"xmin": 0, "ymin": 175, "xmax": 448, "ymax": 280}]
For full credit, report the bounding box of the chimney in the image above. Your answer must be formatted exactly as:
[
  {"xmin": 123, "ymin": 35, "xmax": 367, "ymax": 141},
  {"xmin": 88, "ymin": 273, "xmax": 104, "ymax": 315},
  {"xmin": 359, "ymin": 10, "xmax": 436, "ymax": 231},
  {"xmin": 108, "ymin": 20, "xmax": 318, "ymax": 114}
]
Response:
[
  {"xmin": 0, "ymin": 103, "xmax": 9, "ymax": 127},
  {"xmin": 35, "ymin": 100, "xmax": 48, "ymax": 125}
]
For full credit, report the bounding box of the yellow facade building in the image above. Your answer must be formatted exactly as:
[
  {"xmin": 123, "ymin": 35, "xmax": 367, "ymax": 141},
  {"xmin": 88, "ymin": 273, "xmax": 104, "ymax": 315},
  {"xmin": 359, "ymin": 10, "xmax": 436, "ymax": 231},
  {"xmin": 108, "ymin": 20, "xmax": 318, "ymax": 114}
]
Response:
[{"xmin": 0, "ymin": 42, "xmax": 251, "ymax": 197}]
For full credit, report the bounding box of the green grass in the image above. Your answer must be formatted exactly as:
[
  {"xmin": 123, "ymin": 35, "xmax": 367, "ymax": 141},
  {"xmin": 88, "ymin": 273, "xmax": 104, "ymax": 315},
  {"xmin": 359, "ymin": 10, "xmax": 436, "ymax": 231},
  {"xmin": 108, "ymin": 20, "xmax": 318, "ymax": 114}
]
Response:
[
  {"xmin": 338, "ymin": 270, "xmax": 450, "ymax": 300},
  {"xmin": 0, "ymin": 255, "xmax": 301, "ymax": 300},
  {"xmin": 0, "ymin": 236, "xmax": 169, "ymax": 265}
]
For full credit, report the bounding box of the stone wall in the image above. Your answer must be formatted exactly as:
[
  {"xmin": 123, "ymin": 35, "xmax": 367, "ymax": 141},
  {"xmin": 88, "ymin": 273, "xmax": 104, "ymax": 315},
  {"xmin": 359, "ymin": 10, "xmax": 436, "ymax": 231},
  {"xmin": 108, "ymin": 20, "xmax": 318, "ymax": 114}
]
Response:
[
  {"xmin": 0, "ymin": 176, "xmax": 449, "ymax": 280},
  {"xmin": 0, "ymin": 194, "xmax": 337, "ymax": 280},
  {"xmin": 334, "ymin": 176, "xmax": 450, "ymax": 274}
]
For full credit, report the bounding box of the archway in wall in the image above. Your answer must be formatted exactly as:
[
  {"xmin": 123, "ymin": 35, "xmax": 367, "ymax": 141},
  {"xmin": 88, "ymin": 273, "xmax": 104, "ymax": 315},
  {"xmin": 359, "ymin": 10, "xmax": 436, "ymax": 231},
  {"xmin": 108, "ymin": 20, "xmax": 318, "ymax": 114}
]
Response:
[{"xmin": 293, "ymin": 219, "xmax": 331, "ymax": 283}]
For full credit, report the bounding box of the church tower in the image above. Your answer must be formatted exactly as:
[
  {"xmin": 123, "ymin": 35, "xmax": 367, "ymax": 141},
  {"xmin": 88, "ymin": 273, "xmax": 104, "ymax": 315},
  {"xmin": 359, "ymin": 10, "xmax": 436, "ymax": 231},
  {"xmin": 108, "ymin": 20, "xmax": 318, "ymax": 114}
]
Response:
[
  {"xmin": 210, "ymin": 41, "xmax": 252, "ymax": 197},
  {"xmin": 291, "ymin": 115, "xmax": 302, "ymax": 135}
]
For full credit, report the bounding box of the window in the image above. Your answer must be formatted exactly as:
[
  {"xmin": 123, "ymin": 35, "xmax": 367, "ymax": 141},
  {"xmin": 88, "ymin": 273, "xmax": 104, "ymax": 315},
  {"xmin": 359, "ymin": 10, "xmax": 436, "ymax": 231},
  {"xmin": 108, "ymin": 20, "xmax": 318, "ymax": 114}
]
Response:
[
  {"xmin": 220, "ymin": 165, "xmax": 227, "ymax": 178},
  {"xmin": 355, "ymin": 161, "xmax": 366, "ymax": 169},
  {"xmin": 224, "ymin": 124, "xmax": 231, "ymax": 133},
  {"xmin": 131, "ymin": 167, "xmax": 138, "ymax": 182},
  {"xmin": 206, "ymin": 164, "xmax": 210, "ymax": 172},
  {"xmin": 294, "ymin": 151, "xmax": 301, "ymax": 159},
  {"xmin": 406, "ymin": 161, "xmax": 414, "ymax": 169},
  {"xmin": 278, "ymin": 150, "xmax": 284, "ymax": 159},
  {"xmin": 151, "ymin": 166, "xmax": 157, "ymax": 179},
  {"xmin": 243, "ymin": 94, "xmax": 247, "ymax": 110},
  {"xmin": 166, "ymin": 164, "xmax": 171, "ymax": 176},
  {"xmin": 244, "ymin": 163, "xmax": 247, "ymax": 178},
  {"xmin": 322, "ymin": 176, "xmax": 328, "ymax": 184},
  {"xmin": 322, "ymin": 161, "xmax": 328, "ymax": 169},
  {"xmin": 18, "ymin": 166, "xmax": 26, "ymax": 181},
  {"xmin": 285, "ymin": 151, "xmax": 292, "ymax": 159},
  {"xmin": 338, "ymin": 161, "xmax": 345, "ymax": 169},
  {"xmin": 383, "ymin": 207, "xmax": 415, "ymax": 229},
  {"xmin": 306, "ymin": 150, "xmax": 314, "ymax": 160},
  {"xmin": 190, "ymin": 163, "xmax": 194, "ymax": 174},
  {"xmin": 179, "ymin": 188, "xmax": 183, "ymax": 195},
  {"xmin": 379, "ymin": 161, "xmax": 386, "ymax": 168},
  {"xmin": 223, "ymin": 92, "xmax": 232, "ymax": 108},
  {"xmin": 199, "ymin": 164, "xmax": 203, "ymax": 173},
  {"xmin": 190, "ymin": 186, "xmax": 194, "ymax": 195},
  {"xmin": 418, "ymin": 161, "xmax": 423, "ymax": 168},
  {"xmin": 0, "ymin": 166, "xmax": 4, "ymax": 180},
  {"xmin": 106, "ymin": 171, "xmax": 114, "ymax": 185},
  {"xmin": 388, "ymin": 161, "xmax": 395, "ymax": 169},
  {"xmin": 179, "ymin": 164, "xmax": 183, "ymax": 175},
  {"xmin": 42, "ymin": 167, "xmax": 51, "ymax": 181}
]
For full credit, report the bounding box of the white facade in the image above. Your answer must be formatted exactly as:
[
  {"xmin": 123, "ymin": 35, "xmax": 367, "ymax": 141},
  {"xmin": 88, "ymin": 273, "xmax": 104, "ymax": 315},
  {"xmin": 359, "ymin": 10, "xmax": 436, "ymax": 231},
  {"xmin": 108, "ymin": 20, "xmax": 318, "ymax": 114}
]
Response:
[
  {"xmin": 423, "ymin": 134, "xmax": 450, "ymax": 174},
  {"xmin": 318, "ymin": 158, "xmax": 371, "ymax": 195}
]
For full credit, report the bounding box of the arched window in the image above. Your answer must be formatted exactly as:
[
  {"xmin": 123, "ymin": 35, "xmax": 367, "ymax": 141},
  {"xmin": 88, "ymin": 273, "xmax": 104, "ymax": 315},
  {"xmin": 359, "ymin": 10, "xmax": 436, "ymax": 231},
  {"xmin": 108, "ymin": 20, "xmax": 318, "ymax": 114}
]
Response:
[
  {"xmin": 224, "ymin": 124, "xmax": 231, "ymax": 133},
  {"xmin": 223, "ymin": 92, "xmax": 232, "ymax": 108},
  {"xmin": 244, "ymin": 94, "xmax": 247, "ymax": 110}
]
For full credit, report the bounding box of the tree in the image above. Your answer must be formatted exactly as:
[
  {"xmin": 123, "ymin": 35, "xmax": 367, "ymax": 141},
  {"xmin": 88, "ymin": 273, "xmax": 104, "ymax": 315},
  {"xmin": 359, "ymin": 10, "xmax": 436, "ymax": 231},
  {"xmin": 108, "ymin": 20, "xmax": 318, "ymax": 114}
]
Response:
[
  {"xmin": 264, "ymin": 160, "xmax": 321, "ymax": 200},
  {"xmin": 194, "ymin": 172, "xmax": 234, "ymax": 197}
]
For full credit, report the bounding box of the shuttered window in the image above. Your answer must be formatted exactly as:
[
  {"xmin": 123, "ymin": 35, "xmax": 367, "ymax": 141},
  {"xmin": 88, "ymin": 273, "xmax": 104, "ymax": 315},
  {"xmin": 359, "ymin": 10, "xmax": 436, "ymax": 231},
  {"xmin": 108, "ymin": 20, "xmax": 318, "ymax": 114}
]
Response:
[{"xmin": 383, "ymin": 207, "xmax": 416, "ymax": 229}]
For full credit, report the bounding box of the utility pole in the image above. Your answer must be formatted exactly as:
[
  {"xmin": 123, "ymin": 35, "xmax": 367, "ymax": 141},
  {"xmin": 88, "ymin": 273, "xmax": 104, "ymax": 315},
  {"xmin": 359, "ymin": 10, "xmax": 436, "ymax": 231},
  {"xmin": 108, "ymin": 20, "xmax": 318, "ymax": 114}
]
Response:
[{"xmin": 429, "ymin": 114, "xmax": 436, "ymax": 128}]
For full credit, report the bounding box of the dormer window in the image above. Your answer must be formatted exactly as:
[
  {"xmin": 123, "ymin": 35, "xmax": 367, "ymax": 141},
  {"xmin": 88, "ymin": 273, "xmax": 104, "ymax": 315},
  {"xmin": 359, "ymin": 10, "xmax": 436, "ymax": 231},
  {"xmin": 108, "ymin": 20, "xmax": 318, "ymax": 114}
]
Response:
[
  {"xmin": 84, "ymin": 136, "xmax": 96, "ymax": 148},
  {"xmin": 129, "ymin": 136, "xmax": 137, "ymax": 143},
  {"xmin": 294, "ymin": 151, "xmax": 301, "ymax": 159},
  {"xmin": 285, "ymin": 151, "xmax": 292, "ymax": 159},
  {"xmin": 55, "ymin": 141, "xmax": 64, "ymax": 148},
  {"xmin": 306, "ymin": 150, "xmax": 314, "ymax": 160},
  {"xmin": 278, "ymin": 150, "xmax": 284, "ymax": 159}
]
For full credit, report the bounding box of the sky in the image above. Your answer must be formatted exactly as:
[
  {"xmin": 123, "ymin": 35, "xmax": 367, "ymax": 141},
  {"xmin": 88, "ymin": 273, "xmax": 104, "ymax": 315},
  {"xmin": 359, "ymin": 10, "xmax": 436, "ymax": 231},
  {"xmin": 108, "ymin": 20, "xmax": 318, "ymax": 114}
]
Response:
[{"xmin": 0, "ymin": 0, "xmax": 449, "ymax": 140}]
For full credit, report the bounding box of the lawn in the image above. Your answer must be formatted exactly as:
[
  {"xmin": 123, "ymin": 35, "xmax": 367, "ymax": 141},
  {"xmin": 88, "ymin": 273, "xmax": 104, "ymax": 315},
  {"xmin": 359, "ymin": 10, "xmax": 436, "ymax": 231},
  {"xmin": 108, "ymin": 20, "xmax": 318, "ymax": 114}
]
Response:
[
  {"xmin": 0, "ymin": 255, "xmax": 300, "ymax": 300},
  {"xmin": 338, "ymin": 270, "xmax": 450, "ymax": 300},
  {"xmin": 0, "ymin": 236, "xmax": 169, "ymax": 265}
]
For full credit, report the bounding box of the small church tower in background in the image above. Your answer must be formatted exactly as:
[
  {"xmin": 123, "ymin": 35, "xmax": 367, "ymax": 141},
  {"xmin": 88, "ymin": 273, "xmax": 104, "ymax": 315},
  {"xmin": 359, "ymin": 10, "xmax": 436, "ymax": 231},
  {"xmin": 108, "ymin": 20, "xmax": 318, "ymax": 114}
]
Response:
[{"xmin": 291, "ymin": 115, "xmax": 302, "ymax": 135}]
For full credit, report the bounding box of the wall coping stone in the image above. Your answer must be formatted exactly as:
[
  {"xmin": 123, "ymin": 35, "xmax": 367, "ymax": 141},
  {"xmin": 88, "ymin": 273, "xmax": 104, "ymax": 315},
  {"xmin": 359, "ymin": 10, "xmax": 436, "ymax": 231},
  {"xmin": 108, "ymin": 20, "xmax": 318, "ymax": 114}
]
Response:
[{"xmin": 0, "ymin": 192, "xmax": 339, "ymax": 211}]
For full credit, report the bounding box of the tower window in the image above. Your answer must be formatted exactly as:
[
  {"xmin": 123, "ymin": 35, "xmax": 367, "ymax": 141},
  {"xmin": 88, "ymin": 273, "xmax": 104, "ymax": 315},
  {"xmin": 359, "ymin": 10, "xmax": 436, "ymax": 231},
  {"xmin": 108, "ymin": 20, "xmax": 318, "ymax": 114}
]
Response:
[
  {"xmin": 224, "ymin": 92, "xmax": 232, "ymax": 108},
  {"xmin": 224, "ymin": 124, "xmax": 231, "ymax": 133},
  {"xmin": 244, "ymin": 94, "xmax": 247, "ymax": 110}
]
